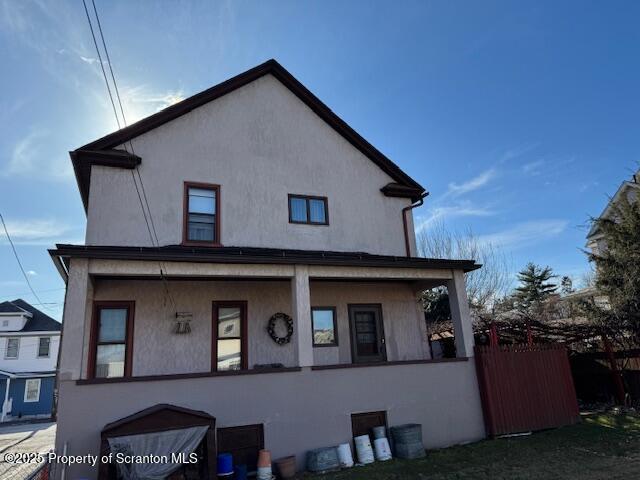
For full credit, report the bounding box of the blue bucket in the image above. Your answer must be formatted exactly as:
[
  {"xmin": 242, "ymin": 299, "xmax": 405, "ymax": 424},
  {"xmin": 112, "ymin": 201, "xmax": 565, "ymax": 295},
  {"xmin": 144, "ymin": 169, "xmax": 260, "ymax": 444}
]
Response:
[
  {"xmin": 217, "ymin": 453, "xmax": 233, "ymax": 475},
  {"xmin": 234, "ymin": 464, "xmax": 248, "ymax": 480}
]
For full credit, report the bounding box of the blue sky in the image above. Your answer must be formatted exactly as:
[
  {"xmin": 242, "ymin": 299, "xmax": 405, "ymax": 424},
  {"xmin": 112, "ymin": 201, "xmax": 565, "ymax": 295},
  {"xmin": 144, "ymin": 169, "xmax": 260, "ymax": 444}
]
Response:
[{"xmin": 1, "ymin": 0, "xmax": 639, "ymax": 319}]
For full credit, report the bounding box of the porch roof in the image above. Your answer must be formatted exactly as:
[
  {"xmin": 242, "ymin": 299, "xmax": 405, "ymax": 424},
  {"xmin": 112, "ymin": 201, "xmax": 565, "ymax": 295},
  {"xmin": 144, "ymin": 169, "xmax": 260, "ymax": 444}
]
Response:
[{"xmin": 49, "ymin": 244, "xmax": 481, "ymax": 277}]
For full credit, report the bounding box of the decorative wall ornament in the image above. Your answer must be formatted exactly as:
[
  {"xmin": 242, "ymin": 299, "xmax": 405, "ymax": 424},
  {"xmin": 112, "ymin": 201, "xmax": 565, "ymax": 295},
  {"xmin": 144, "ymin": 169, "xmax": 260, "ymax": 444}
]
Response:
[
  {"xmin": 174, "ymin": 312, "xmax": 192, "ymax": 334},
  {"xmin": 268, "ymin": 312, "xmax": 294, "ymax": 345}
]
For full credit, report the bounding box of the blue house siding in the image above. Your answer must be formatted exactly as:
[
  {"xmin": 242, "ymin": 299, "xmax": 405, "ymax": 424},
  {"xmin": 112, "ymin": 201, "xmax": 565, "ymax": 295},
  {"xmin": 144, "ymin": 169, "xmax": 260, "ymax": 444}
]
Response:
[{"xmin": 0, "ymin": 375, "xmax": 55, "ymax": 418}]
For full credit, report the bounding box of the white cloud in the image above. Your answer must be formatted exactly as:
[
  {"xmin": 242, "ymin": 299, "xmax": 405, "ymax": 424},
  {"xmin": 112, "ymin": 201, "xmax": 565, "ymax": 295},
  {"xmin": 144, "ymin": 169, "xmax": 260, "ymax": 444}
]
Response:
[
  {"xmin": 477, "ymin": 220, "xmax": 569, "ymax": 250},
  {"xmin": 446, "ymin": 168, "xmax": 496, "ymax": 197},
  {"xmin": 26, "ymin": 270, "xmax": 37, "ymax": 276},
  {"xmin": 118, "ymin": 85, "xmax": 185, "ymax": 124},
  {"xmin": 0, "ymin": 218, "xmax": 76, "ymax": 245},
  {"xmin": 522, "ymin": 159, "xmax": 545, "ymax": 175},
  {"xmin": 416, "ymin": 203, "xmax": 496, "ymax": 232},
  {"xmin": 3, "ymin": 129, "xmax": 73, "ymax": 180}
]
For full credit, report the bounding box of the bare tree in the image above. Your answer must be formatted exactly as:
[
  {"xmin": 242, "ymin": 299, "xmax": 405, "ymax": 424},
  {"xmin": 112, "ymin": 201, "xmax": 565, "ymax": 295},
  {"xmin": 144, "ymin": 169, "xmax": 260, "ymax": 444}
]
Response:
[{"xmin": 417, "ymin": 220, "xmax": 512, "ymax": 314}]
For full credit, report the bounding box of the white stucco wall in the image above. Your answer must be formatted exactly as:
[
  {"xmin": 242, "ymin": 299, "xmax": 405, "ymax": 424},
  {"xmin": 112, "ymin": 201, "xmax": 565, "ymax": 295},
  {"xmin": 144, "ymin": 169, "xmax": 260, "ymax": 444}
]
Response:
[
  {"xmin": 85, "ymin": 74, "xmax": 416, "ymax": 256},
  {"xmin": 88, "ymin": 279, "xmax": 428, "ymax": 377}
]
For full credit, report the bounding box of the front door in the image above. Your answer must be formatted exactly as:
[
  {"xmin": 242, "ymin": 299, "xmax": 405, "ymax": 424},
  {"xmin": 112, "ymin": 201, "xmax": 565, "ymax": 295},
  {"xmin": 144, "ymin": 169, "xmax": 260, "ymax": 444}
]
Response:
[{"xmin": 348, "ymin": 304, "xmax": 386, "ymax": 363}]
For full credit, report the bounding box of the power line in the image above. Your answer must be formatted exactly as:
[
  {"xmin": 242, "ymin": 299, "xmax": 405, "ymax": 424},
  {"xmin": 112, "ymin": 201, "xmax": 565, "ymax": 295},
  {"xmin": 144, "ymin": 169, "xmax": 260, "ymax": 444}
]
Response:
[
  {"xmin": 81, "ymin": 0, "xmax": 121, "ymax": 129},
  {"xmin": 0, "ymin": 213, "xmax": 54, "ymax": 313},
  {"xmin": 82, "ymin": 0, "xmax": 176, "ymax": 310}
]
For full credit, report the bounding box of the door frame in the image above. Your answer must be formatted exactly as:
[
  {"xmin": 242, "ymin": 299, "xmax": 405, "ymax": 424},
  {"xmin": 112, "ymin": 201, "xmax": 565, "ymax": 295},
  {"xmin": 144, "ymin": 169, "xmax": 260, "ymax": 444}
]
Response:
[{"xmin": 347, "ymin": 304, "xmax": 387, "ymax": 363}]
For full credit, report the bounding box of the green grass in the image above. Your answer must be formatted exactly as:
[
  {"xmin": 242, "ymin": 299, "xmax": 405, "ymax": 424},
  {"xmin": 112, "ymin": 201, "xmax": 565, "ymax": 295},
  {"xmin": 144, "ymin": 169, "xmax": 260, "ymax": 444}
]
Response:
[{"xmin": 294, "ymin": 414, "xmax": 640, "ymax": 480}]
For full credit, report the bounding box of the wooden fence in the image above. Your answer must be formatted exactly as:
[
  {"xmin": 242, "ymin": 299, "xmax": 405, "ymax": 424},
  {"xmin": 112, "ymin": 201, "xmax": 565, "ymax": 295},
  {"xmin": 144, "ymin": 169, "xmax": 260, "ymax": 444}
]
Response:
[{"xmin": 475, "ymin": 344, "xmax": 580, "ymax": 436}]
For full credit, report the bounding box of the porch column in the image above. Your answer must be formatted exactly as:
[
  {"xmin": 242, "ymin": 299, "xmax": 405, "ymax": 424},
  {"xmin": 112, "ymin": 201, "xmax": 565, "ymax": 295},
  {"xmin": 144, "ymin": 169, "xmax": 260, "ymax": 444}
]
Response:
[
  {"xmin": 291, "ymin": 265, "xmax": 313, "ymax": 367},
  {"xmin": 447, "ymin": 270, "xmax": 475, "ymax": 358},
  {"xmin": 1, "ymin": 377, "xmax": 10, "ymax": 422}
]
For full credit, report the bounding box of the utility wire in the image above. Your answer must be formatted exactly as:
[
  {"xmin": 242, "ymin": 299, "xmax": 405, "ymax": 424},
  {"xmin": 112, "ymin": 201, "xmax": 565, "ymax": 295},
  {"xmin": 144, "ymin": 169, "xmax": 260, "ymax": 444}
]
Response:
[
  {"xmin": 82, "ymin": 0, "xmax": 121, "ymax": 129},
  {"xmin": 83, "ymin": 0, "xmax": 176, "ymax": 310},
  {"xmin": 0, "ymin": 213, "xmax": 54, "ymax": 312}
]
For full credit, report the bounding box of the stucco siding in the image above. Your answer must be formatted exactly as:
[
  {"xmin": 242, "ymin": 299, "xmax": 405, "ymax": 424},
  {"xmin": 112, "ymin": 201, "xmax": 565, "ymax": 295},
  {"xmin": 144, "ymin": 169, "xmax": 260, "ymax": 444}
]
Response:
[
  {"xmin": 85, "ymin": 74, "xmax": 414, "ymax": 256},
  {"xmin": 90, "ymin": 279, "xmax": 427, "ymax": 376},
  {"xmin": 54, "ymin": 361, "xmax": 485, "ymax": 479}
]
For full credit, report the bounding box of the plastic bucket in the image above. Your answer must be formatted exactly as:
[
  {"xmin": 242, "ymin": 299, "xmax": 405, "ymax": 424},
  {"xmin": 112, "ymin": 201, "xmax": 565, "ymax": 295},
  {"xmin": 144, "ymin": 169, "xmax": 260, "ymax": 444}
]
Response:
[
  {"xmin": 337, "ymin": 443, "xmax": 354, "ymax": 468},
  {"xmin": 256, "ymin": 465, "xmax": 273, "ymax": 480},
  {"xmin": 216, "ymin": 453, "xmax": 233, "ymax": 475},
  {"xmin": 373, "ymin": 437, "xmax": 392, "ymax": 461},
  {"xmin": 372, "ymin": 426, "xmax": 387, "ymax": 439},
  {"xmin": 275, "ymin": 455, "xmax": 296, "ymax": 478},
  {"xmin": 234, "ymin": 464, "xmax": 248, "ymax": 480},
  {"xmin": 354, "ymin": 434, "xmax": 375, "ymax": 464}
]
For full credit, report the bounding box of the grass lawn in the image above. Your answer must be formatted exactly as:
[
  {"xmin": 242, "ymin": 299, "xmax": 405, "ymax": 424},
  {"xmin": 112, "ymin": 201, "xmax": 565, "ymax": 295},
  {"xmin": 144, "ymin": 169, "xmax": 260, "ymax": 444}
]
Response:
[{"xmin": 294, "ymin": 413, "xmax": 640, "ymax": 479}]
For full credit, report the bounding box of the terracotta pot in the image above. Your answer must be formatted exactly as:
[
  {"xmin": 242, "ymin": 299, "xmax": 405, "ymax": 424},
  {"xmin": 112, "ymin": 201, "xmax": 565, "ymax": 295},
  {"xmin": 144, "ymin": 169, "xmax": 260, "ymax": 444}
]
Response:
[
  {"xmin": 275, "ymin": 455, "xmax": 296, "ymax": 478},
  {"xmin": 257, "ymin": 449, "xmax": 272, "ymax": 468}
]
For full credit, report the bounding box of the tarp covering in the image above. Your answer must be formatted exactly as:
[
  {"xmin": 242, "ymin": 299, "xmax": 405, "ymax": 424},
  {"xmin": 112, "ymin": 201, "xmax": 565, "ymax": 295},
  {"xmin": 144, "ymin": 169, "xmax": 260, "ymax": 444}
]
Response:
[{"xmin": 107, "ymin": 425, "xmax": 208, "ymax": 479}]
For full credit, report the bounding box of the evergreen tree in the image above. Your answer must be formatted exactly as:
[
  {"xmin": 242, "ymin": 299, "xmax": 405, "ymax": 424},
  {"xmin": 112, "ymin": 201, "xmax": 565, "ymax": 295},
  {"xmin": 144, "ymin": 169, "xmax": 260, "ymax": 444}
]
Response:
[
  {"xmin": 583, "ymin": 197, "xmax": 640, "ymax": 343},
  {"xmin": 514, "ymin": 262, "xmax": 557, "ymax": 312}
]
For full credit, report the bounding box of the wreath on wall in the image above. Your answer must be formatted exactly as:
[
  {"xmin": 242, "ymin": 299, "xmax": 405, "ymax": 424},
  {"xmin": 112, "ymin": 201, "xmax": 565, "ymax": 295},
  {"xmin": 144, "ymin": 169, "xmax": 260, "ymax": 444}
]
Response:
[{"xmin": 268, "ymin": 312, "xmax": 294, "ymax": 345}]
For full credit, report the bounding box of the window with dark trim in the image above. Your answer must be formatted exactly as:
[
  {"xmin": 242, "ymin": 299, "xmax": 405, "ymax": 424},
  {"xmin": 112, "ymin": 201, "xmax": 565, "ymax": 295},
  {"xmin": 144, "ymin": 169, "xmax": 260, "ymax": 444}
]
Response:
[
  {"xmin": 183, "ymin": 182, "xmax": 220, "ymax": 245},
  {"xmin": 37, "ymin": 337, "xmax": 51, "ymax": 358},
  {"xmin": 212, "ymin": 301, "xmax": 247, "ymax": 371},
  {"xmin": 89, "ymin": 301, "xmax": 135, "ymax": 379},
  {"xmin": 5, "ymin": 338, "xmax": 19, "ymax": 359},
  {"xmin": 312, "ymin": 307, "xmax": 338, "ymax": 347},
  {"xmin": 288, "ymin": 195, "xmax": 328, "ymax": 225}
]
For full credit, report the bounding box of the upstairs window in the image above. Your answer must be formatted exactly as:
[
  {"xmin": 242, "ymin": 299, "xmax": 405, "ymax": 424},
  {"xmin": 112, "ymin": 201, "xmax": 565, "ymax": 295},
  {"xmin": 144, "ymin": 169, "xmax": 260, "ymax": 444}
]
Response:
[
  {"xmin": 288, "ymin": 195, "xmax": 328, "ymax": 225},
  {"xmin": 5, "ymin": 338, "xmax": 19, "ymax": 359},
  {"xmin": 38, "ymin": 337, "xmax": 51, "ymax": 358},
  {"xmin": 184, "ymin": 182, "xmax": 220, "ymax": 244},
  {"xmin": 90, "ymin": 302, "xmax": 134, "ymax": 379}
]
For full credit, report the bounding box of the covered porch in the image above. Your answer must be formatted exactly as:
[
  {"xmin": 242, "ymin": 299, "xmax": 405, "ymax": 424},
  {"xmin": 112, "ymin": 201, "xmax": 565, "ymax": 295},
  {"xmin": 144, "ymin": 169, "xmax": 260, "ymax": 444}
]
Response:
[{"xmin": 53, "ymin": 248, "xmax": 478, "ymax": 381}]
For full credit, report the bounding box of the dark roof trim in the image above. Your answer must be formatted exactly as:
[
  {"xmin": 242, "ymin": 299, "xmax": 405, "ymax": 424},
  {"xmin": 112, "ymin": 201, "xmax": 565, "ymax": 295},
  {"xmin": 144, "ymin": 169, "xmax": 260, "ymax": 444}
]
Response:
[
  {"xmin": 49, "ymin": 244, "xmax": 481, "ymax": 273},
  {"xmin": 380, "ymin": 182, "xmax": 425, "ymax": 202},
  {"xmin": 102, "ymin": 403, "xmax": 214, "ymax": 436},
  {"xmin": 71, "ymin": 149, "xmax": 141, "ymax": 211},
  {"xmin": 74, "ymin": 59, "xmax": 424, "ymax": 210}
]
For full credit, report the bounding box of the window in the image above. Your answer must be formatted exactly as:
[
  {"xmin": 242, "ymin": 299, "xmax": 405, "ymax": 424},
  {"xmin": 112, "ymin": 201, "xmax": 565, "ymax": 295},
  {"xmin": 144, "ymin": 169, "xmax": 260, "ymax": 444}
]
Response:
[
  {"xmin": 38, "ymin": 337, "xmax": 51, "ymax": 358},
  {"xmin": 312, "ymin": 307, "xmax": 338, "ymax": 347},
  {"xmin": 24, "ymin": 379, "xmax": 41, "ymax": 403},
  {"xmin": 184, "ymin": 182, "xmax": 220, "ymax": 244},
  {"xmin": 2, "ymin": 320, "xmax": 8, "ymax": 327},
  {"xmin": 212, "ymin": 302, "xmax": 247, "ymax": 371},
  {"xmin": 89, "ymin": 302, "xmax": 134, "ymax": 379},
  {"xmin": 288, "ymin": 195, "xmax": 328, "ymax": 225},
  {"xmin": 5, "ymin": 338, "xmax": 19, "ymax": 359}
]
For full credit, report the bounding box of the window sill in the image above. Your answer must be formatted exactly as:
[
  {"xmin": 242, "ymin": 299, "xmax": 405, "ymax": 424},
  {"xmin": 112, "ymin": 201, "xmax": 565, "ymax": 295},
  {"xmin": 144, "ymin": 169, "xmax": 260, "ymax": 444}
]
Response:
[
  {"xmin": 76, "ymin": 366, "xmax": 302, "ymax": 385},
  {"xmin": 311, "ymin": 357, "xmax": 469, "ymax": 371},
  {"xmin": 181, "ymin": 241, "xmax": 224, "ymax": 248}
]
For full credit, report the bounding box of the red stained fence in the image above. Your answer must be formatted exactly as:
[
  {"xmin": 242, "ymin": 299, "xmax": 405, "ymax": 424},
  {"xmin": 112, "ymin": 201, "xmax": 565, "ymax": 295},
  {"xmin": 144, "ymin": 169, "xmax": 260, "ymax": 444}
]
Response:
[{"xmin": 475, "ymin": 344, "xmax": 581, "ymax": 436}]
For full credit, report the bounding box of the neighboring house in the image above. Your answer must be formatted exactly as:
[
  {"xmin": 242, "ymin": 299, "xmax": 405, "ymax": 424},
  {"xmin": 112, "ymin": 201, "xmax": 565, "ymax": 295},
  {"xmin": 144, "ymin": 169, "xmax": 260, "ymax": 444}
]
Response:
[
  {"xmin": 0, "ymin": 299, "xmax": 61, "ymax": 422},
  {"xmin": 586, "ymin": 168, "xmax": 639, "ymax": 255},
  {"xmin": 50, "ymin": 60, "xmax": 484, "ymax": 479}
]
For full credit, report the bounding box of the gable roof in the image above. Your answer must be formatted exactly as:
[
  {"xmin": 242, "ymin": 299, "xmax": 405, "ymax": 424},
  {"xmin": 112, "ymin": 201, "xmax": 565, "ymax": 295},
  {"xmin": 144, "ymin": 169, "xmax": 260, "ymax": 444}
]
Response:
[
  {"xmin": 0, "ymin": 299, "xmax": 61, "ymax": 332},
  {"xmin": 587, "ymin": 179, "xmax": 640, "ymax": 240},
  {"xmin": 71, "ymin": 59, "xmax": 425, "ymax": 211}
]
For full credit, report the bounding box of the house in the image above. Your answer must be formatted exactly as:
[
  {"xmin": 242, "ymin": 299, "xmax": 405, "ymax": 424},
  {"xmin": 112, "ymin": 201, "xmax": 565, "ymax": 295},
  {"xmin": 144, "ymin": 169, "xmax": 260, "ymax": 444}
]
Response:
[
  {"xmin": 586, "ymin": 168, "xmax": 639, "ymax": 255},
  {"xmin": 49, "ymin": 60, "xmax": 485, "ymax": 479},
  {"xmin": 0, "ymin": 299, "xmax": 61, "ymax": 422}
]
